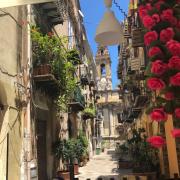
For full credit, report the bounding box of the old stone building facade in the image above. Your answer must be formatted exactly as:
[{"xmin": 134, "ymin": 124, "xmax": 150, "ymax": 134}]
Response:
[
  {"xmin": 0, "ymin": 1, "xmax": 97, "ymax": 180},
  {"xmin": 95, "ymin": 46, "xmax": 122, "ymax": 148}
]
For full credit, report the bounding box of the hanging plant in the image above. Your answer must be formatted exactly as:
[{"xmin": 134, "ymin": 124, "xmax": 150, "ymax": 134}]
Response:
[
  {"xmin": 66, "ymin": 49, "xmax": 81, "ymax": 65},
  {"xmin": 138, "ymin": 0, "xmax": 180, "ymax": 143},
  {"xmin": 82, "ymin": 104, "xmax": 96, "ymax": 119},
  {"xmin": 31, "ymin": 26, "xmax": 80, "ymax": 112}
]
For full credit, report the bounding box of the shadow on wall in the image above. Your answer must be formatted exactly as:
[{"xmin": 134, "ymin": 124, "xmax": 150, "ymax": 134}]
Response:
[{"xmin": 0, "ymin": 80, "xmax": 7, "ymax": 133}]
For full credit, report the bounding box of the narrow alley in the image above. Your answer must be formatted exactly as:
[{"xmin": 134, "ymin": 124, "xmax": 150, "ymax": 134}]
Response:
[
  {"xmin": 0, "ymin": 0, "xmax": 180, "ymax": 180},
  {"xmin": 76, "ymin": 149, "xmax": 131, "ymax": 180}
]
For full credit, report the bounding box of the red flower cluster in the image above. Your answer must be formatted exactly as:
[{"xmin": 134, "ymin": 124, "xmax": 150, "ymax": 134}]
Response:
[
  {"xmin": 151, "ymin": 60, "xmax": 168, "ymax": 76},
  {"xmin": 171, "ymin": 129, "xmax": 180, "ymax": 138},
  {"xmin": 166, "ymin": 40, "xmax": 180, "ymax": 56},
  {"xmin": 147, "ymin": 77, "xmax": 165, "ymax": 90},
  {"xmin": 168, "ymin": 56, "xmax": 180, "ymax": 70},
  {"xmin": 160, "ymin": 28, "xmax": 174, "ymax": 43},
  {"xmin": 148, "ymin": 47, "xmax": 163, "ymax": 57},
  {"xmin": 138, "ymin": 0, "xmax": 180, "ymax": 142},
  {"xmin": 165, "ymin": 92, "xmax": 174, "ymax": 101},
  {"xmin": 161, "ymin": 9, "xmax": 177, "ymax": 26},
  {"xmin": 175, "ymin": 108, "xmax": 180, "ymax": 119},
  {"xmin": 170, "ymin": 72, "xmax": 180, "ymax": 86},
  {"xmin": 144, "ymin": 31, "xmax": 158, "ymax": 46},
  {"xmin": 150, "ymin": 108, "xmax": 167, "ymax": 122},
  {"xmin": 147, "ymin": 136, "xmax": 166, "ymax": 148},
  {"xmin": 143, "ymin": 15, "xmax": 156, "ymax": 30}
]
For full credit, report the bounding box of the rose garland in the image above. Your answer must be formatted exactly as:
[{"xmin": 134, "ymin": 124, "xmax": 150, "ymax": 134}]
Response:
[{"xmin": 138, "ymin": 0, "xmax": 180, "ymax": 147}]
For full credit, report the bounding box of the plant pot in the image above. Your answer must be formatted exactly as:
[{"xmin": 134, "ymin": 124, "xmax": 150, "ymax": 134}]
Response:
[
  {"xmin": 74, "ymin": 164, "xmax": 79, "ymax": 175},
  {"xmin": 33, "ymin": 66, "xmax": 40, "ymax": 75},
  {"xmin": 118, "ymin": 160, "xmax": 133, "ymax": 169},
  {"xmin": 57, "ymin": 171, "xmax": 70, "ymax": 180},
  {"xmin": 35, "ymin": 64, "xmax": 52, "ymax": 75},
  {"xmin": 41, "ymin": 64, "xmax": 51, "ymax": 74},
  {"xmin": 130, "ymin": 172, "xmax": 157, "ymax": 180}
]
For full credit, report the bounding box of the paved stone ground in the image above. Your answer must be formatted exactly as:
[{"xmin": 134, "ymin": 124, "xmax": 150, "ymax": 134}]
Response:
[{"xmin": 76, "ymin": 149, "xmax": 132, "ymax": 180}]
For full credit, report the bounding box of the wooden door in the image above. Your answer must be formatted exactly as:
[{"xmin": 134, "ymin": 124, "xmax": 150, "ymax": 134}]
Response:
[{"xmin": 37, "ymin": 120, "xmax": 47, "ymax": 180}]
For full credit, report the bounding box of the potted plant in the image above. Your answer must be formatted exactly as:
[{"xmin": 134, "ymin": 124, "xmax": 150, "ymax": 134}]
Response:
[
  {"xmin": 127, "ymin": 128, "xmax": 159, "ymax": 178},
  {"xmin": 66, "ymin": 49, "xmax": 81, "ymax": 65},
  {"xmin": 52, "ymin": 139, "xmax": 70, "ymax": 180},
  {"xmin": 116, "ymin": 143, "xmax": 133, "ymax": 169},
  {"xmin": 82, "ymin": 104, "xmax": 96, "ymax": 120},
  {"xmin": 75, "ymin": 132, "xmax": 89, "ymax": 167}
]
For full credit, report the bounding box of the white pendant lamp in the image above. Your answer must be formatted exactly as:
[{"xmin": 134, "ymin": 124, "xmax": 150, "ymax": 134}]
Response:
[{"xmin": 95, "ymin": 0, "xmax": 124, "ymax": 46}]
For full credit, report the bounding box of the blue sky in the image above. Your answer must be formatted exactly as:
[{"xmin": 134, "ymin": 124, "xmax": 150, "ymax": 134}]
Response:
[{"xmin": 80, "ymin": 0, "xmax": 129, "ymax": 88}]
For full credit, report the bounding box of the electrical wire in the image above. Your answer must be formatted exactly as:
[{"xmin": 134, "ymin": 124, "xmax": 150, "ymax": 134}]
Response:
[
  {"xmin": 113, "ymin": 0, "xmax": 128, "ymax": 19},
  {"xmin": 0, "ymin": 9, "xmax": 22, "ymax": 28}
]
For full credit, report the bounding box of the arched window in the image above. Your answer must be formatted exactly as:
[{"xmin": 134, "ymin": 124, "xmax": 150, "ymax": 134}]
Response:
[
  {"xmin": 101, "ymin": 64, "xmax": 106, "ymax": 76},
  {"xmin": 100, "ymin": 49, "xmax": 104, "ymax": 55}
]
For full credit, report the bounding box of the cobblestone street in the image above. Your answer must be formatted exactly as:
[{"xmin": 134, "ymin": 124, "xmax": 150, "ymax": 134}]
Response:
[{"xmin": 76, "ymin": 149, "xmax": 132, "ymax": 180}]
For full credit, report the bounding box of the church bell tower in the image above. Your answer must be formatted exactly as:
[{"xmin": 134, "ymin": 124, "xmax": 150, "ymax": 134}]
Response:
[{"xmin": 95, "ymin": 46, "xmax": 112, "ymax": 91}]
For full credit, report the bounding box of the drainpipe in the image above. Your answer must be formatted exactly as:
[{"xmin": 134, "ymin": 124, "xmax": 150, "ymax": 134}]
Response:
[
  {"xmin": 26, "ymin": 5, "xmax": 32, "ymax": 180},
  {"xmin": 21, "ymin": 5, "xmax": 32, "ymax": 180}
]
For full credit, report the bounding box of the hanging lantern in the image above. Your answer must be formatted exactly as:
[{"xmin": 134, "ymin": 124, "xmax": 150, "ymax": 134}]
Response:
[{"xmin": 95, "ymin": 0, "xmax": 124, "ymax": 46}]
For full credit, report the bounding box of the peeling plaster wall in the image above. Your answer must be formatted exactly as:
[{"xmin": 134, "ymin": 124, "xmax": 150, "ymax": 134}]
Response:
[{"xmin": 0, "ymin": 6, "xmax": 27, "ymax": 180}]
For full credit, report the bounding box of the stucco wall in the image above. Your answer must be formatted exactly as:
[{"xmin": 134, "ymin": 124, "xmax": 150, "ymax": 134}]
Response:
[{"xmin": 0, "ymin": 6, "xmax": 27, "ymax": 180}]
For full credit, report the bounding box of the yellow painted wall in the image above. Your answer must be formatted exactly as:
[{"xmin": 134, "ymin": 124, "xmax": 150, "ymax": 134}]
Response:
[{"xmin": 0, "ymin": 6, "xmax": 27, "ymax": 180}]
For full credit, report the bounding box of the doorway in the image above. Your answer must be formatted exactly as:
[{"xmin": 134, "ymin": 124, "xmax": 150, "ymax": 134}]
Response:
[{"xmin": 37, "ymin": 120, "xmax": 47, "ymax": 180}]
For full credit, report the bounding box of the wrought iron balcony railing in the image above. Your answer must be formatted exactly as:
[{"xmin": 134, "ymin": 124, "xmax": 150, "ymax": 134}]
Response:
[{"xmin": 68, "ymin": 86, "xmax": 85, "ymax": 112}]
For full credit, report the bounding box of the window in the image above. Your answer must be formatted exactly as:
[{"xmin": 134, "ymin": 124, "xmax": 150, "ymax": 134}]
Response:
[
  {"xmin": 117, "ymin": 113, "xmax": 122, "ymax": 123},
  {"xmin": 100, "ymin": 64, "xmax": 106, "ymax": 76},
  {"xmin": 100, "ymin": 49, "xmax": 104, "ymax": 55},
  {"xmin": 134, "ymin": 47, "xmax": 139, "ymax": 58}
]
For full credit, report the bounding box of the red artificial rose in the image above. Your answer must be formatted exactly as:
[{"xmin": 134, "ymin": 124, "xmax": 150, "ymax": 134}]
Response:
[
  {"xmin": 168, "ymin": 56, "xmax": 180, "ymax": 70},
  {"xmin": 165, "ymin": 92, "xmax": 174, "ymax": 101},
  {"xmin": 146, "ymin": 3, "xmax": 152, "ymax": 10},
  {"xmin": 143, "ymin": 15, "xmax": 155, "ymax": 30},
  {"xmin": 151, "ymin": 60, "xmax": 168, "ymax": 75},
  {"xmin": 147, "ymin": 77, "xmax": 165, "ymax": 90},
  {"xmin": 171, "ymin": 129, "xmax": 180, "ymax": 138},
  {"xmin": 171, "ymin": 17, "xmax": 178, "ymax": 26},
  {"xmin": 150, "ymin": 108, "xmax": 168, "ymax": 122},
  {"xmin": 170, "ymin": 72, "xmax": 180, "ymax": 86},
  {"xmin": 152, "ymin": 14, "xmax": 160, "ymax": 23},
  {"xmin": 148, "ymin": 47, "xmax": 163, "ymax": 57},
  {"xmin": 138, "ymin": 5, "xmax": 148, "ymax": 19},
  {"xmin": 166, "ymin": 40, "xmax": 180, "ymax": 56},
  {"xmin": 175, "ymin": 108, "xmax": 180, "ymax": 118},
  {"xmin": 155, "ymin": 0, "xmax": 164, "ymax": 10},
  {"xmin": 144, "ymin": 31, "xmax": 158, "ymax": 46},
  {"xmin": 161, "ymin": 9, "xmax": 177, "ymax": 26},
  {"xmin": 177, "ymin": 20, "xmax": 180, "ymax": 30},
  {"xmin": 161, "ymin": 9, "xmax": 173, "ymax": 21},
  {"xmin": 147, "ymin": 136, "xmax": 166, "ymax": 148},
  {"xmin": 160, "ymin": 28, "xmax": 175, "ymax": 43}
]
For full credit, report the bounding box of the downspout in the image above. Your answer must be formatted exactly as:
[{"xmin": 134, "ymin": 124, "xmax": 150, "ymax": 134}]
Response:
[
  {"xmin": 26, "ymin": 5, "xmax": 32, "ymax": 180},
  {"xmin": 21, "ymin": 5, "xmax": 32, "ymax": 180}
]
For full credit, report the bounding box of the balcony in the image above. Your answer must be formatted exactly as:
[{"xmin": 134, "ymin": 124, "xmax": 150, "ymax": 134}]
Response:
[
  {"xmin": 131, "ymin": 28, "xmax": 144, "ymax": 48},
  {"xmin": 82, "ymin": 106, "xmax": 96, "ymax": 120},
  {"xmin": 128, "ymin": 108, "xmax": 141, "ymax": 119},
  {"xmin": 80, "ymin": 64, "xmax": 90, "ymax": 86},
  {"xmin": 134, "ymin": 95, "xmax": 149, "ymax": 108},
  {"xmin": 33, "ymin": 64, "xmax": 59, "ymax": 96},
  {"xmin": 68, "ymin": 86, "xmax": 85, "ymax": 112}
]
